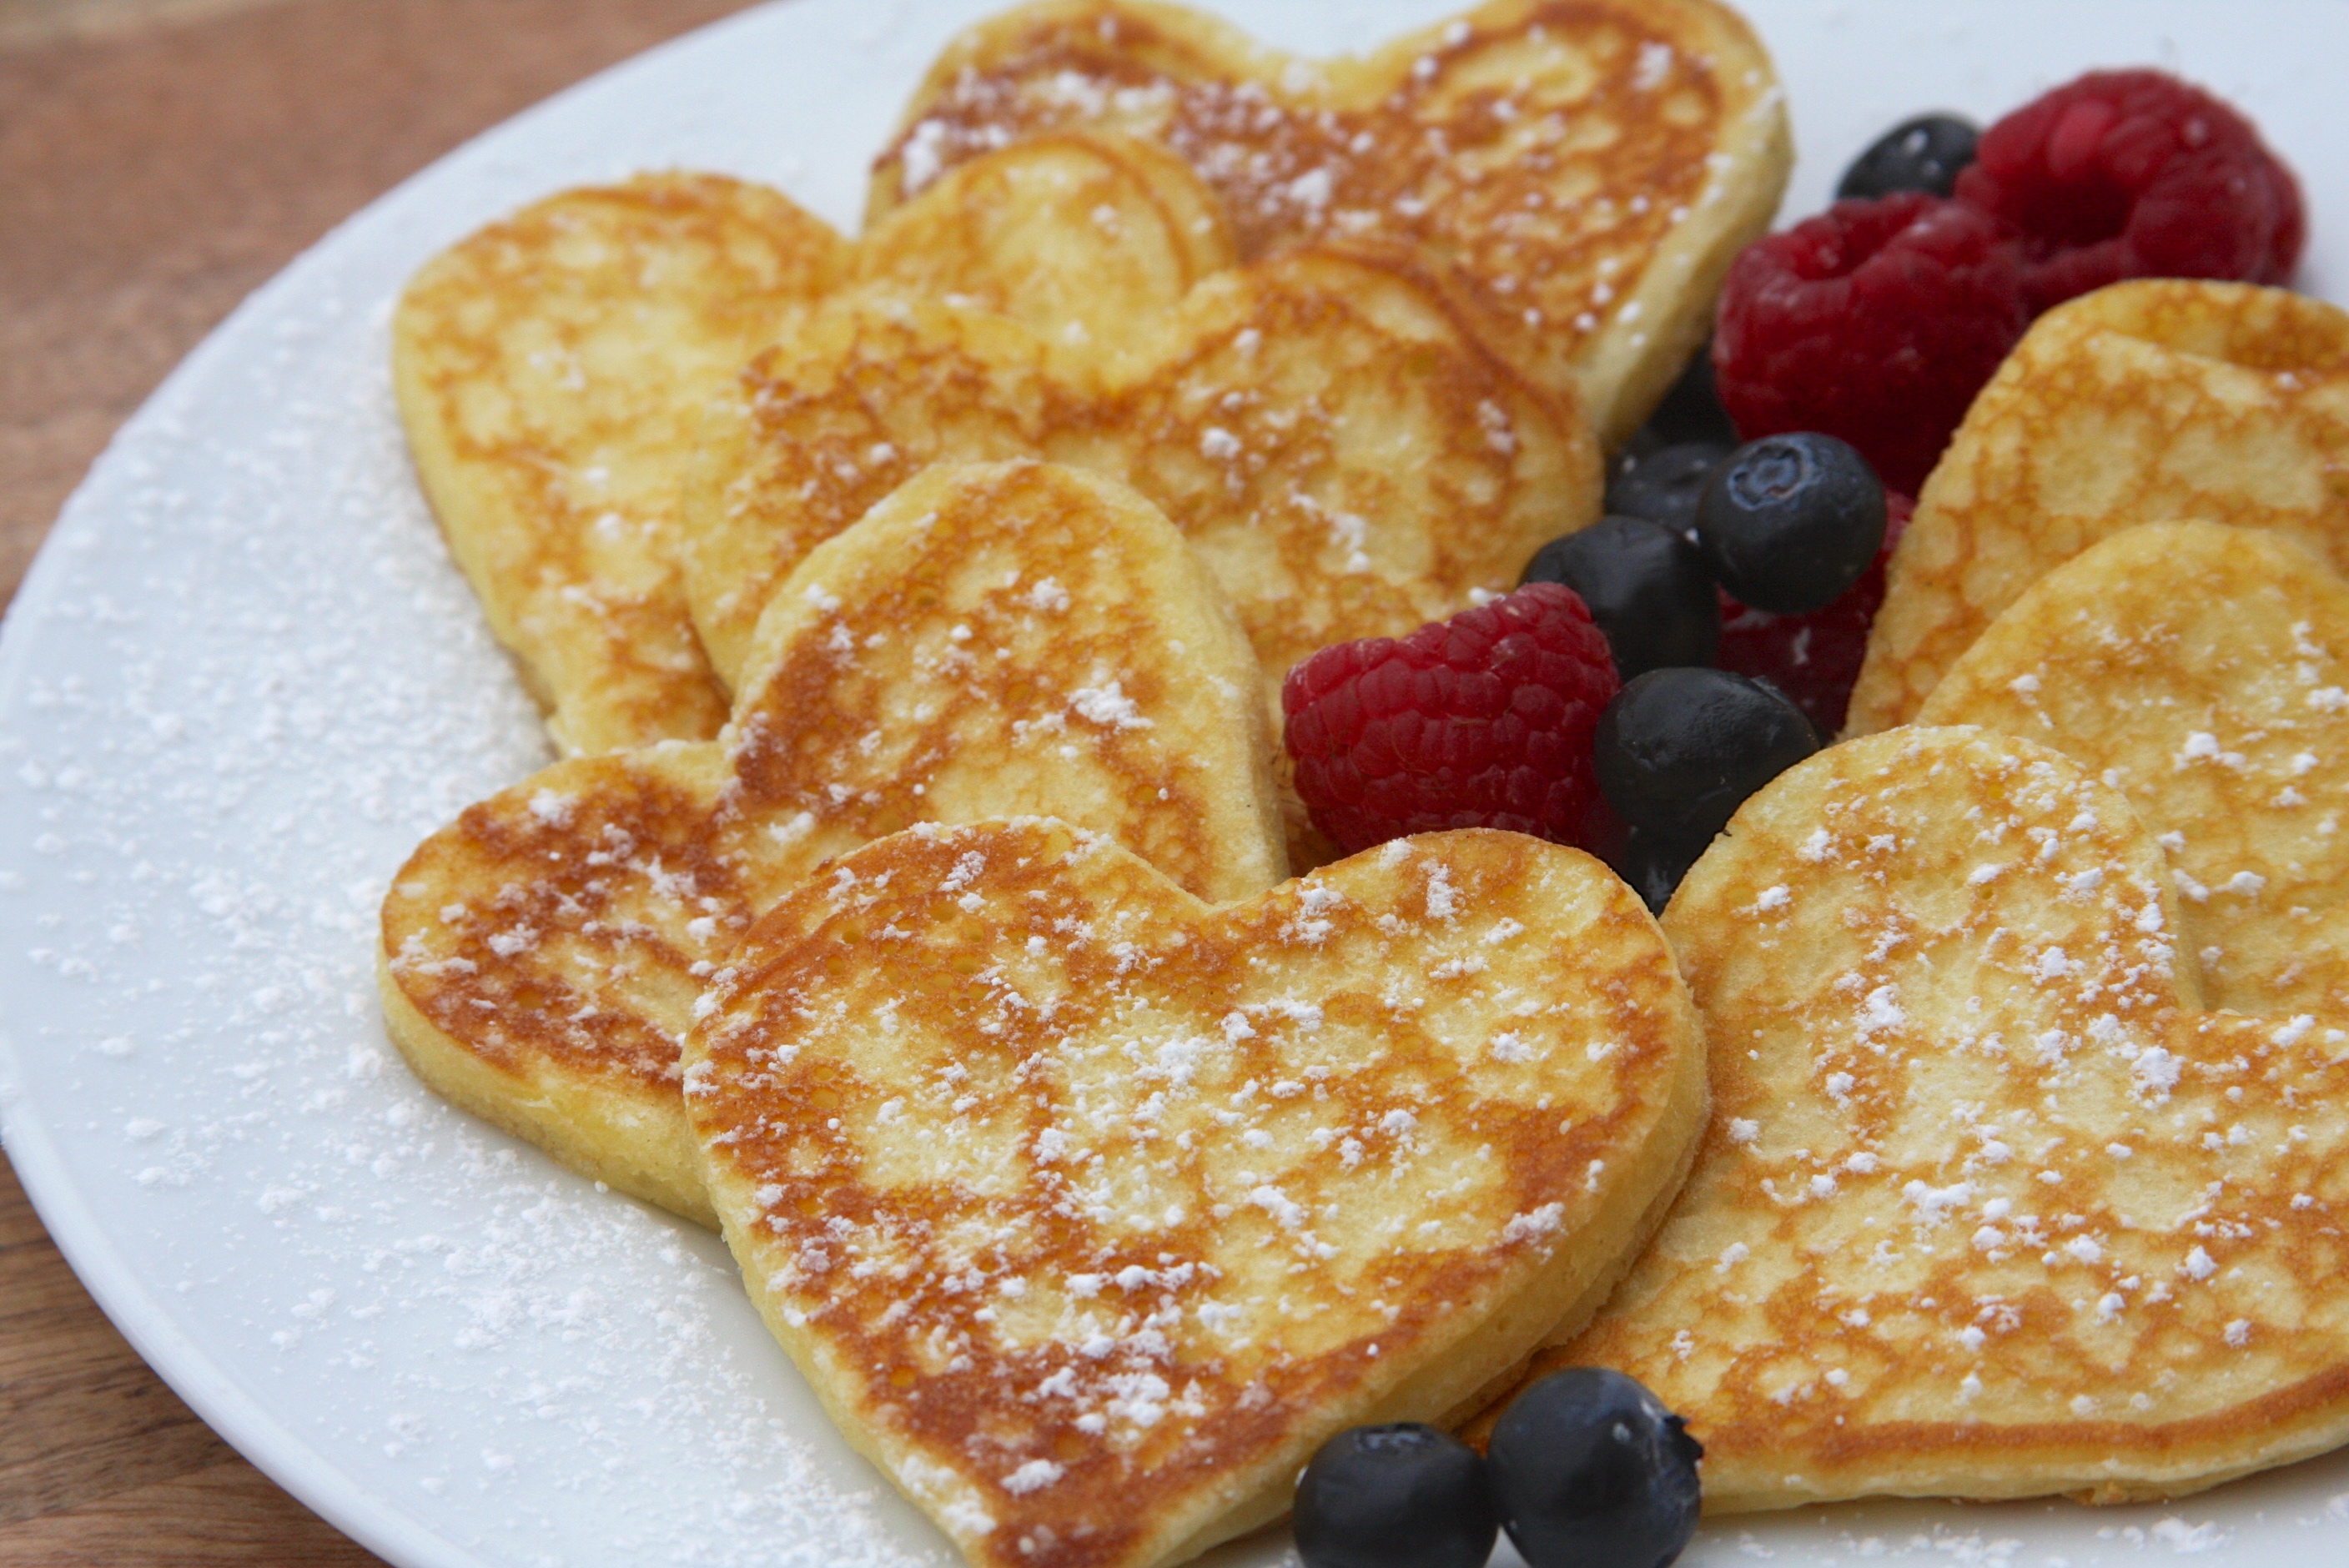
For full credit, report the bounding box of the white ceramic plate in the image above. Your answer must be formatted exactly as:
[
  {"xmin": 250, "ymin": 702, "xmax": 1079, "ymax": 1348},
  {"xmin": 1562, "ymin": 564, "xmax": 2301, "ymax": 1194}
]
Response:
[{"xmin": 6, "ymin": 3, "xmax": 2349, "ymax": 1565}]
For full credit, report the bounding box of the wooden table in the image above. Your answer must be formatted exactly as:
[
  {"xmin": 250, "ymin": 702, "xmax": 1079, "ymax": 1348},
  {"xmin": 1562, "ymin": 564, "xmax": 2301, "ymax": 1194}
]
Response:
[{"xmin": 0, "ymin": 3, "xmax": 751, "ymax": 1559}]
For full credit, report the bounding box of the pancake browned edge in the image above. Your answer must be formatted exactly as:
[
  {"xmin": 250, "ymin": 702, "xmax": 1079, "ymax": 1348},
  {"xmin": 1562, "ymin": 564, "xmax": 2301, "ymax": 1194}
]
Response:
[
  {"xmin": 391, "ymin": 133, "xmax": 1235, "ymax": 757},
  {"xmin": 379, "ymin": 462, "xmax": 1285, "ymax": 1225},
  {"xmin": 1478, "ymin": 726, "xmax": 2349, "ymax": 1510},
  {"xmin": 684, "ymin": 821, "xmax": 1708, "ymax": 1568},
  {"xmin": 1848, "ymin": 279, "xmax": 2349, "ymax": 736},
  {"xmin": 868, "ymin": 0, "xmax": 1792, "ymax": 447}
]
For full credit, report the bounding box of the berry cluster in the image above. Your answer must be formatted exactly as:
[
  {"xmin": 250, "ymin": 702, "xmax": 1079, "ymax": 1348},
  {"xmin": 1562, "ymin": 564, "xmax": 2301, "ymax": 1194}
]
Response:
[
  {"xmin": 1718, "ymin": 490, "xmax": 1914, "ymax": 737},
  {"xmin": 1716, "ymin": 71, "xmax": 2303, "ymax": 494},
  {"xmin": 1268, "ymin": 58, "xmax": 2305, "ymax": 1568},
  {"xmin": 1582, "ymin": 415, "xmax": 1914, "ymax": 733},
  {"xmin": 1285, "ymin": 68, "xmax": 2300, "ymax": 917},
  {"xmin": 1294, "ymin": 1368, "xmax": 1703, "ymax": 1568},
  {"xmin": 1284, "ymin": 424, "xmax": 1879, "ymax": 910}
]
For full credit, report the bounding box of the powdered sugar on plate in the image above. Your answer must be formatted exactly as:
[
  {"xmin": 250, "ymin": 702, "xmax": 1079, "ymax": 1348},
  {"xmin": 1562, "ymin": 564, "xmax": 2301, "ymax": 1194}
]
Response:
[
  {"xmin": 3, "ymin": 2, "xmax": 2349, "ymax": 1566},
  {"xmin": 0, "ymin": 256, "xmax": 944, "ymax": 1566}
]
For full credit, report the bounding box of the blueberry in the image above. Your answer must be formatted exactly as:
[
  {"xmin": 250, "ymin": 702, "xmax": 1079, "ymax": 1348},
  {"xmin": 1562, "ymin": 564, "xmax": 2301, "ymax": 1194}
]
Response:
[
  {"xmin": 1593, "ymin": 668, "xmax": 1819, "ymax": 843},
  {"xmin": 1606, "ymin": 440, "xmax": 1733, "ymax": 537},
  {"xmin": 1520, "ymin": 517, "xmax": 1720, "ymax": 681},
  {"xmin": 1486, "ymin": 1368, "xmax": 1704, "ymax": 1568},
  {"xmin": 1616, "ymin": 825, "xmax": 1709, "ymax": 915},
  {"xmin": 1694, "ymin": 434, "xmax": 1886, "ymax": 616},
  {"xmin": 1836, "ymin": 113, "xmax": 1979, "ymax": 200},
  {"xmin": 1642, "ymin": 339, "xmax": 1739, "ymax": 449},
  {"xmin": 1293, "ymin": 1423, "xmax": 1497, "ymax": 1568}
]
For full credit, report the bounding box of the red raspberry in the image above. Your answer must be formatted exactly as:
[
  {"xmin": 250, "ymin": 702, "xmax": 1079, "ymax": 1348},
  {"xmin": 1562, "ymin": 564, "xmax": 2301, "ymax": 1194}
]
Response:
[
  {"xmin": 1956, "ymin": 70, "xmax": 2305, "ymax": 314},
  {"xmin": 1712, "ymin": 193, "xmax": 2029, "ymax": 496},
  {"xmin": 1715, "ymin": 492, "xmax": 1914, "ymax": 737},
  {"xmin": 1282, "ymin": 584, "xmax": 1620, "ymax": 856}
]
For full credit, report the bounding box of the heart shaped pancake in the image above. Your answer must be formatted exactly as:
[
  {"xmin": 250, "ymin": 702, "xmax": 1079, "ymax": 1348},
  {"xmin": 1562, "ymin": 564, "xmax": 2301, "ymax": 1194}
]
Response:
[
  {"xmin": 1850, "ymin": 279, "xmax": 2349, "ymax": 736},
  {"xmin": 869, "ymin": 0, "xmax": 1791, "ymax": 446},
  {"xmin": 379, "ymin": 462, "xmax": 1283, "ymax": 1224},
  {"xmin": 1492, "ymin": 726, "xmax": 2349, "ymax": 1510},
  {"xmin": 394, "ymin": 133, "xmax": 1233, "ymax": 754},
  {"xmin": 1919, "ymin": 520, "xmax": 2349, "ymax": 1016},
  {"xmin": 683, "ymin": 818, "xmax": 1705, "ymax": 1568},
  {"xmin": 678, "ymin": 244, "xmax": 1601, "ymax": 741}
]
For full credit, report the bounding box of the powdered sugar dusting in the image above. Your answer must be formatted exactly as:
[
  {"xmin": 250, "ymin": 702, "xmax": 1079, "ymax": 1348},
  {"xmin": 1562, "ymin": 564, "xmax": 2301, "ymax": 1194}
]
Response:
[
  {"xmin": 1590, "ymin": 726, "xmax": 2349, "ymax": 1523},
  {"xmin": 1069, "ymin": 680, "xmax": 1154, "ymax": 731},
  {"xmin": 9, "ymin": 8, "xmax": 2341, "ymax": 1566},
  {"xmin": 0, "ymin": 234, "xmax": 939, "ymax": 1565}
]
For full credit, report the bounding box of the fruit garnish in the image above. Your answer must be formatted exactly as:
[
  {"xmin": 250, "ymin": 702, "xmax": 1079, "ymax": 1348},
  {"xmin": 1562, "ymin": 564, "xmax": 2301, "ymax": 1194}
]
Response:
[
  {"xmin": 1836, "ymin": 113, "xmax": 1979, "ymax": 199},
  {"xmin": 1519, "ymin": 515, "xmax": 1722, "ymax": 681},
  {"xmin": 1281, "ymin": 584, "xmax": 1619, "ymax": 856},
  {"xmin": 1722, "ymin": 73, "xmax": 2303, "ymax": 502},
  {"xmin": 1712, "ymin": 193, "xmax": 2029, "ymax": 495},
  {"xmin": 1593, "ymin": 667, "xmax": 1818, "ymax": 846},
  {"xmin": 1715, "ymin": 491, "xmax": 1914, "ymax": 736},
  {"xmin": 1956, "ymin": 68, "xmax": 2305, "ymax": 313},
  {"xmin": 1485, "ymin": 1367, "xmax": 1704, "ymax": 1568},
  {"xmin": 1293, "ymin": 1423, "xmax": 1498, "ymax": 1568},
  {"xmin": 1693, "ymin": 433, "xmax": 1888, "ymax": 616}
]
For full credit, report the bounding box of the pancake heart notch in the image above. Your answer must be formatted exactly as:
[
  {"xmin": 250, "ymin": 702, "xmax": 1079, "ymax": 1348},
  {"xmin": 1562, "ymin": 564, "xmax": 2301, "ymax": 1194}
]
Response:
[
  {"xmin": 679, "ymin": 244, "xmax": 1602, "ymax": 719},
  {"xmin": 380, "ymin": 462, "xmax": 1285, "ymax": 1226},
  {"xmin": 870, "ymin": 0, "xmax": 1793, "ymax": 445},
  {"xmin": 683, "ymin": 820, "xmax": 1707, "ymax": 1568},
  {"xmin": 395, "ymin": 133, "xmax": 1235, "ymax": 755},
  {"xmin": 1850, "ymin": 279, "xmax": 2349, "ymax": 736},
  {"xmin": 1504, "ymin": 726, "xmax": 2349, "ymax": 1510},
  {"xmin": 1918, "ymin": 520, "xmax": 2349, "ymax": 1017},
  {"xmin": 679, "ymin": 243, "xmax": 1604, "ymax": 872}
]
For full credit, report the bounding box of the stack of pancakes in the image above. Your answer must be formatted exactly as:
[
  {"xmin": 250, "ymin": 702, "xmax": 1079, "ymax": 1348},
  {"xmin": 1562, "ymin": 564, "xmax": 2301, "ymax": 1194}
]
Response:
[
  {"xmin": 384, "ymin": 5, "xmax": 1783, "ymax": 1562},
  {"xmin": 1494, "ymin": 280, "xmax": 2349, "ymax": 1510},
  {"xmin": 376, "ymin": 0, "xmax": 2349, "ymax": 1561}
]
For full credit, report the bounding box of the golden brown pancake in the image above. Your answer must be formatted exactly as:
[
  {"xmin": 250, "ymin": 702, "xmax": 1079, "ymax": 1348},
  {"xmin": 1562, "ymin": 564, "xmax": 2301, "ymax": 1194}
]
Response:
[
  {"xmin": 394, "ymin": 173, "xmax": 845, "ymax": 754},
  {"xmin": 1920, "ymin": 521, "xmax": 2349, "ymax": 1017},
  {"xmin": 1485, "ymin": 726, "xmax": 2349, "ymax": 1510},
  {"xmin": 677, "ymin": 244, "xmax": 1602, "ymax": 781},
  {"xmin": 379, "ymin": 463, "xmax": 1285, "ymax": 1224},
  {"xmin": 869, "ymin": 0, "xmax": 1792, "ymax": 447},
  {"xmin": 394, "ymin": 133, "xmax": 1239, "ymax": 756},
  {"xmin": 685, "ymin": 819, "xmax": 1707, "ymax": 1568},
  {"xmin": 1849, "ymin": 279, "xmax": 2349, "ymax": 736},
  {"xmin": 856, "ymin": 129, "xmax": 1234, "ymax": 379}
]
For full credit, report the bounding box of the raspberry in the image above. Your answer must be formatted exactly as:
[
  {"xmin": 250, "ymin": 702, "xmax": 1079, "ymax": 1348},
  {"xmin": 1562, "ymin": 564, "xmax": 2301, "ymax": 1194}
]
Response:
[
  {"xmin": 1956, "ymin": 70, "xmax": 2305, "ymax": 314},
  {"xmin": 1712, "ymin": 193, "xmax": 2029, "ymax": 495},
  {"xmin": 1715, "ymin": 492, "xmax": 1914, "ymax": 736},
  {"xmin": 1282, "ymin": 584, "xmax": 1619, "ymax": 856}
]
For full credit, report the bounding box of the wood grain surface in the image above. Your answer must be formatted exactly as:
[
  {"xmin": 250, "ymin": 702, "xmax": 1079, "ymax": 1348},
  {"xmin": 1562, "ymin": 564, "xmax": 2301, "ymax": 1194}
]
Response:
[{"xmin": 0, "ymin": 2, "xmax": 752, "ymax": 1560}]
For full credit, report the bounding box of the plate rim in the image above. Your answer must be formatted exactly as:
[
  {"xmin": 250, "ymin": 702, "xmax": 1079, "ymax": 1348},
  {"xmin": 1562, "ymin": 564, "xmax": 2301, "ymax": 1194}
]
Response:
[{"xmin": 7, "ymin": 2, "xmax": 2349, "ymax": 1564}]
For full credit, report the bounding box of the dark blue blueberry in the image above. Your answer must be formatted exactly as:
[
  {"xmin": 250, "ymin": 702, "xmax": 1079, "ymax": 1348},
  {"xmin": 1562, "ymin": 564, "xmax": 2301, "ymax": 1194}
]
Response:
[
  {"xmin": 1486, "ymin": 1368, "xmax": 1705, "ymax": 1568},
  {"xmin": 1837, "ymin": 113, "xmax": 1979, "ymax": 200},
  {"xmin": 1519, "ymin": 516, "xmax": 1719, "ymax": 681},
  {"xmin": 1293, "ymin": 1423, "xmax": 1496, "ymax": 1568},
  {"xmin": 1694, "ymin": 433, "xmax": 1886, "ymax": 616},
  {"xmin": 1593, "ymin": 668, "xmax": 1819, "ymax": 843},
  {"xmin": 1606, "ymin": 440, "xmax": 1733, "ymax": 538}
]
